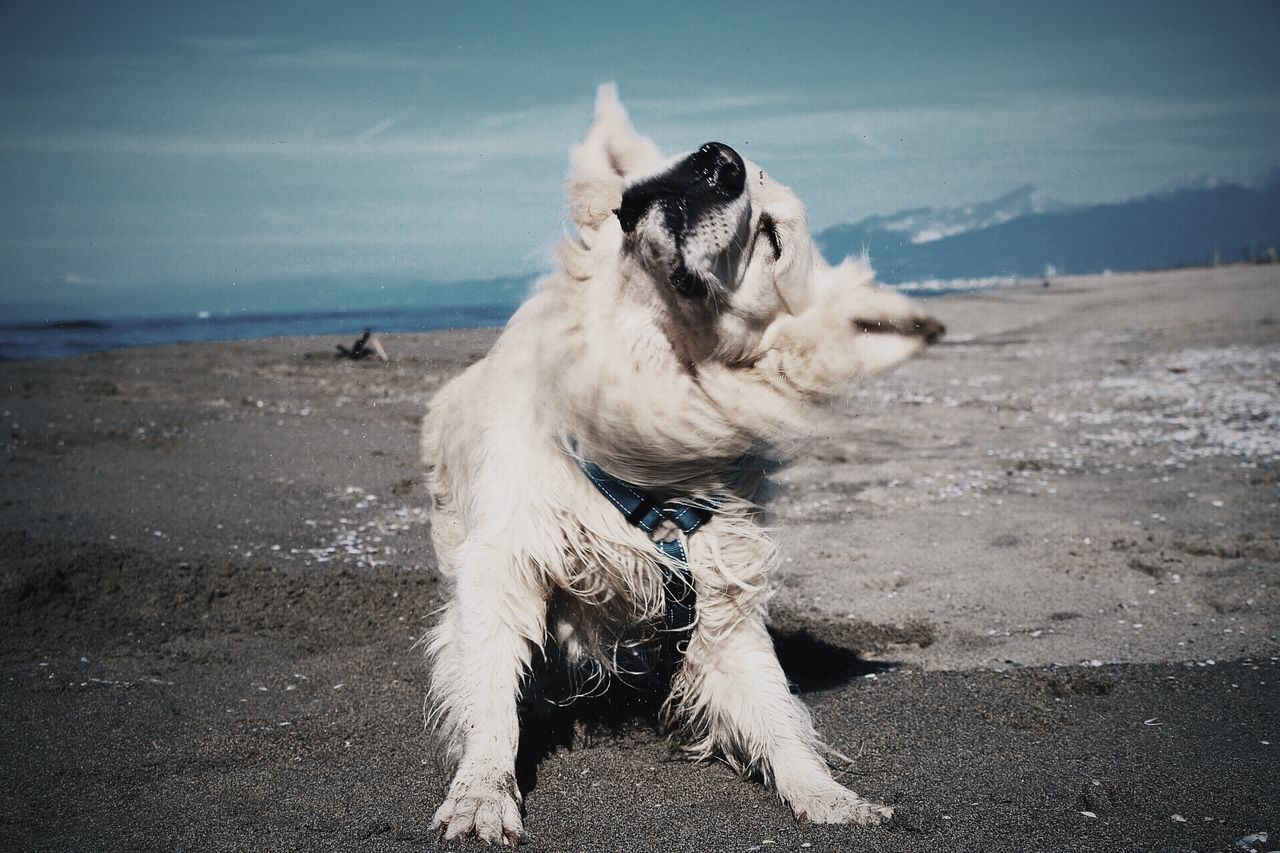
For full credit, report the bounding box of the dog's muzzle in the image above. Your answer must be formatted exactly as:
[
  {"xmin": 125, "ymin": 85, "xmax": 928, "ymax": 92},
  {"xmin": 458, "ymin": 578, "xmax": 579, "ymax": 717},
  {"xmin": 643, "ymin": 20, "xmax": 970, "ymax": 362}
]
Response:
[
  {"xmin": 615, "ymin": 142, "xmax": 746, "ymax": 235},
  {"xmin": 615, "ymin": 142, "xmax": 747, "ymax": 298}
]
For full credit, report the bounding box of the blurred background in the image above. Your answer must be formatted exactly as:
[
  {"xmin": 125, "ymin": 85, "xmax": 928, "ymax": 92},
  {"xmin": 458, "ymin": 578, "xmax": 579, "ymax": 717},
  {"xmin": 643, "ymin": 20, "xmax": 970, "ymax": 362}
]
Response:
[{"xmin": 2, "ymin": 0, "xmax": 1278, "ymax": 356}]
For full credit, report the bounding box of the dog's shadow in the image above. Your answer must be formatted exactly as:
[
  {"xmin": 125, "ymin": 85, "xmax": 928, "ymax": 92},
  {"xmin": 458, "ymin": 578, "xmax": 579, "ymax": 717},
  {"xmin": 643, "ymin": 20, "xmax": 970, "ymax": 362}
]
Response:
[{"xmin": 514, "ymin": 626, "xmax": 895, "ymax": 795}]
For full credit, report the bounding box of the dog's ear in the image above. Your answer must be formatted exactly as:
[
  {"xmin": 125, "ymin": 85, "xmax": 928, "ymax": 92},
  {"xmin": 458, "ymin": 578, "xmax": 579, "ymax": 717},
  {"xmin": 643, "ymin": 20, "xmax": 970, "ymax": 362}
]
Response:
[{"xmin": 566, "ymin": 84, "xmax": 662, "ymax": 231}]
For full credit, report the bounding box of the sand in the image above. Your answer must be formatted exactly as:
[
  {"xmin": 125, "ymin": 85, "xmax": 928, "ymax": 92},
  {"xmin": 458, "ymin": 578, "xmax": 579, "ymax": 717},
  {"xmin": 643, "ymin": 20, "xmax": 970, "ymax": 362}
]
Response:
[{"xmin": 1, "ymin": 265, "xmax": 1277, "ymax": 852}]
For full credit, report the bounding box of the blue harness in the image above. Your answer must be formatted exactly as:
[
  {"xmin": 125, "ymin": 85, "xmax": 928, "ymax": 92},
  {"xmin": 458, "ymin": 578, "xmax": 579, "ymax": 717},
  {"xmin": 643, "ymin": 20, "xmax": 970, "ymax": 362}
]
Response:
[{"xmin": 575, "ymin": 456, "xmax": 713, "ymax": 678}]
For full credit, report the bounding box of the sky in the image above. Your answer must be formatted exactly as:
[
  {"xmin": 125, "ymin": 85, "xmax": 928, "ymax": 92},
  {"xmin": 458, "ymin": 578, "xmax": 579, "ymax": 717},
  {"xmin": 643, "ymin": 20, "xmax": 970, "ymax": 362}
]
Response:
[{"xmin": 2, "ymin": 0, "xmax": 1279, "ymax": 314}]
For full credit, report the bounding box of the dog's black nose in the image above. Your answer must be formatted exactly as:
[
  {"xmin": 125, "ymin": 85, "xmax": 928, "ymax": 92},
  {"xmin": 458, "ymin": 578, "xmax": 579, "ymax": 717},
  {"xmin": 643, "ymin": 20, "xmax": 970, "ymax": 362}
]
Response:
[
  {"xmin": 691, "ymin": 142, "xmax": 745, "ymax": 197},
  {"xmin": 615, "ymin": 141, "xmax": 746, "ymax": 234}
]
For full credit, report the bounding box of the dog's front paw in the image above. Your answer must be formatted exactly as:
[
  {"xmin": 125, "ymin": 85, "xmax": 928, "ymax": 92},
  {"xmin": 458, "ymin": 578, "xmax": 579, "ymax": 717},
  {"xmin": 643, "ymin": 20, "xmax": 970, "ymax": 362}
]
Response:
[
  {"xmin": 432, "ymin": 774, "xmax": 523, "ymax": 846},
  {"xmin": 787, "ymin": 779, "xmax": 893, "ymax": 826}
]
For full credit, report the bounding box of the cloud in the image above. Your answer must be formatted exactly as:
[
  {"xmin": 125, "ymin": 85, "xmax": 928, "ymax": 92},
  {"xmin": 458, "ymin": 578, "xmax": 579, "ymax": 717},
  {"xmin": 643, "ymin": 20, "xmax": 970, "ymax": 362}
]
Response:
[
  {"xmin": 64, "ymin": 272, "xmax": 97, "ymax": 285},
  {"xmin": 242, "ymin": 44, "xmax": 434, "ymax": 71},
  {"xmin": 0, "ymin": 102, "xmax": 585, "ymax": 162},
  {"xmin": 625, "ymin": 92, "xmax": 793, "ymax": 118},
  {"xmin": 354, "ymin": 107, "xmax": 417, "ymax": 144},
  {"xmin": 173, "ymin": 37, "xmax": 436, "ymax": 71},
  {"xmin": 174, "ymin": 36, "xmax": 287, "ymax": 54}
]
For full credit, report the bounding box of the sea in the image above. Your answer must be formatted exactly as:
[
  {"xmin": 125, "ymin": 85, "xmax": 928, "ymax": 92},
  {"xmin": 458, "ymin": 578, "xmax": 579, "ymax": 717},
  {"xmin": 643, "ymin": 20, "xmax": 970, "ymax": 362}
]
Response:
[
  {"xmin": 0, "ymin": 305, "xmax": 519, "ymax": 362},
  {"xmin": 0, "ymin": 278, "xmax": 1007, "ymax": 362}
]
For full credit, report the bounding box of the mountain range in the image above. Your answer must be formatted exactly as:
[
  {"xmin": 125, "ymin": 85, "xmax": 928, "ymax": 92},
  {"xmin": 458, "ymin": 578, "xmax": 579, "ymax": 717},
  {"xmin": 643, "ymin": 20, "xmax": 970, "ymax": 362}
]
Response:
[
  {"xmin": 816, "ymin": 170, "xmax": 1280, "ymax": 283},
  {"xmin": 840, "ymin": 183, "xmax": 1072, "ymax": 246}
]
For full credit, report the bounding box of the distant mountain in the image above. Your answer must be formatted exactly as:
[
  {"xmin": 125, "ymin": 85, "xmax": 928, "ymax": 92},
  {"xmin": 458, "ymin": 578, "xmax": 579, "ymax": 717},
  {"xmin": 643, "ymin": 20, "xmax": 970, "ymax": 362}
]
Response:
[
  {"xmin": 1251, "ymin": 166, "xmax": 1280, "ymax": 190},
  {"xmin": 852, "ymin": 184, "xmax": 1073, "ymax": 245},
  {"xmin": 818, "ymin": 172, "xmax": 1280, "ymax": 283},
  {"xmin": 1152, "ymin": 172, "xmax": 1227, "ymax": 196}
]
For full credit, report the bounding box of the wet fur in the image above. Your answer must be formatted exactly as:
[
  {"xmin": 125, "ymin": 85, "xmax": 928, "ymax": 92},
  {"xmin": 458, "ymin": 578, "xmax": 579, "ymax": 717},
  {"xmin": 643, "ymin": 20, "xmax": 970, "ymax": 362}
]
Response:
[{"xmin": 420, "ymin": 85, "xmax": 940, "ymax": 844}]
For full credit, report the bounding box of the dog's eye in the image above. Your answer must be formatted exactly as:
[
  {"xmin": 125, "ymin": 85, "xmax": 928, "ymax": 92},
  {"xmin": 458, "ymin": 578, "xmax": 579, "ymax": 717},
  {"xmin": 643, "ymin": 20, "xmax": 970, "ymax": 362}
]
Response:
[{"xmin": 758, "ymin": 214, "xmax": 782, "ymax": 261}]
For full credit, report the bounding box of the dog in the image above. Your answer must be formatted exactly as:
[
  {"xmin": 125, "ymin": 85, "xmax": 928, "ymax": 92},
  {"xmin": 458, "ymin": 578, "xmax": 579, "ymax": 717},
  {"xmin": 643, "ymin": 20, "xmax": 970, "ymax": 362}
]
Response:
[{"xmin": 420, "ymin": 85, "xmax": 943, "ymax": 844}]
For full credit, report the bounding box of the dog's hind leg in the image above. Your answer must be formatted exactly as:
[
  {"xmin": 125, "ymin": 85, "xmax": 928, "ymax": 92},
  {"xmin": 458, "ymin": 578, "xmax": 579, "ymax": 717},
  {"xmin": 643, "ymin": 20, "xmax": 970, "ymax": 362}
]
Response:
[
  {"xmin": 675, "ymin": 610, "xmax": 894, "ymax": 826},
  {"xmin": 424, "ymin": 538, "xmax": 546, "ymax": 845}
]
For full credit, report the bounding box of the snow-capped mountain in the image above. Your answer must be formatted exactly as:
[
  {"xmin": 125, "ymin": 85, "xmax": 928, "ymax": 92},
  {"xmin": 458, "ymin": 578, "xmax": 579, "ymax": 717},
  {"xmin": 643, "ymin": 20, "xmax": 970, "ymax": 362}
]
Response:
[
  {"xmin": 1151, "ymin": 172, "xmax": 1227, "ymax": 197},
  {"xmin": 817, "ymin": 171, "xmax": 1280, "ymax": 284},
  {"xmin": 857, "ymin": 184, "xmax": 1073, "ymax": 244}
]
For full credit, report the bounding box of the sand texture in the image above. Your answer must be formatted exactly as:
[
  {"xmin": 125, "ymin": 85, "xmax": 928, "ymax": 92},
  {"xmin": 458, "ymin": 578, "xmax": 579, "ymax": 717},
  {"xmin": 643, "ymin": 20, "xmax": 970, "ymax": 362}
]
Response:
[{"xmin": 2, "ymin": 265, "xmax": 1277, "ymax": 851}]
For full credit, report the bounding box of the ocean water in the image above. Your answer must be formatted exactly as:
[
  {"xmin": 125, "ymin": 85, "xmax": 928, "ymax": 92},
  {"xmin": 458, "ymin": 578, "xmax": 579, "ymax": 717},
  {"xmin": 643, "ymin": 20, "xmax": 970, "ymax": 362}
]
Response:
[
  {"xmin": 0, "ymin": 305, "xmax": 519, "ymax": 362},
  {"xmin": 0, "ymin": 279, "xmax": 997, "ymax": 362}
]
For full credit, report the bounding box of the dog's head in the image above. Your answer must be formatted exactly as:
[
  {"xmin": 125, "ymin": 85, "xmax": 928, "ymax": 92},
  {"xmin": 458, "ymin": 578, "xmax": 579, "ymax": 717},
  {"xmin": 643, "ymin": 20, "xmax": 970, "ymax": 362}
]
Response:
[{"xmin": 565, "ymin": 85, "xmax": 942, "ymax": 376}]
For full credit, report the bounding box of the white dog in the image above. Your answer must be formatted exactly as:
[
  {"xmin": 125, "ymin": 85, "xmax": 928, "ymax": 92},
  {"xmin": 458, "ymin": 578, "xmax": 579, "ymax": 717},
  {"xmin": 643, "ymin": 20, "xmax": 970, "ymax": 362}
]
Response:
[{"xmin": 421, "ymin": 85, "xmax": 943, "ymax": 844}]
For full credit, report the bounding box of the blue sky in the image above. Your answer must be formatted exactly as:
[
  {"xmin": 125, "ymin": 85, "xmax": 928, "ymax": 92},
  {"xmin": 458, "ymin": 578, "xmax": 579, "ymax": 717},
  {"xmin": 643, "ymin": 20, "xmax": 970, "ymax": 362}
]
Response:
[{"xmin": 2, "ymin": 0, "xmax": 1278, "ymax": 312}]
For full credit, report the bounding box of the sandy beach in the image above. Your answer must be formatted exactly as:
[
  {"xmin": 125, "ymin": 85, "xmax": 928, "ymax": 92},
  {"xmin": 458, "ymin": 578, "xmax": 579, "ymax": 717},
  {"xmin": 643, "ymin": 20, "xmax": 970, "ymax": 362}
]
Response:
[{"xmin": 2, "ymin": 265, "xmax": 1277, "ymax": 852}]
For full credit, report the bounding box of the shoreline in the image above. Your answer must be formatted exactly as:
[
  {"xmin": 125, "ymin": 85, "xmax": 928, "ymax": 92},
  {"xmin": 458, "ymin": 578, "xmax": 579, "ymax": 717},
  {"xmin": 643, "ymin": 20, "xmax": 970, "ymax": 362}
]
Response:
[{"xmin": 5, "ymin": 264, "xmax": 1242, "ymax": 363}]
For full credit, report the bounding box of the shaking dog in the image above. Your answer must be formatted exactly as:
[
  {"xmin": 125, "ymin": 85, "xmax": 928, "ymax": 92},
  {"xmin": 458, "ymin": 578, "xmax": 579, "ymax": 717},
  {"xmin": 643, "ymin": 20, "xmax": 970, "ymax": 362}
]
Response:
[{"xmin": 421, "ymin": 85, "xmax": 943, "ymax": 844}]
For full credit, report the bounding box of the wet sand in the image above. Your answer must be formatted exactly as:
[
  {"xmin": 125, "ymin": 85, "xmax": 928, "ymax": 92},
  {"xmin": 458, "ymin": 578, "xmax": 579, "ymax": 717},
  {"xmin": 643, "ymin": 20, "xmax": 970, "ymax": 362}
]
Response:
[{"xmin": 2, "ymin": 265, "xmax": 1277, "ymax": 851}]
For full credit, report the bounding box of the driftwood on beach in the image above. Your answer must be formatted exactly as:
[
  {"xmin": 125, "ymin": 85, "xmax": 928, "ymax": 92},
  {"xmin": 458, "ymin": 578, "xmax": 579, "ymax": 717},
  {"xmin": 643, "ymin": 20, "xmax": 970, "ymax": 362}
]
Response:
[{"xmin": 335, "ymin": 328, "xmax": 389, "ymax": 362}]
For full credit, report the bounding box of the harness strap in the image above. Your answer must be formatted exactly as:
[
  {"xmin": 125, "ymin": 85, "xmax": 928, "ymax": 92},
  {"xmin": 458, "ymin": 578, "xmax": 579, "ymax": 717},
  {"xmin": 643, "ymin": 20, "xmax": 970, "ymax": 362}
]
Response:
[{"xmin": 575, "ymin": 456, "xmax": 712, "ymax": 678}]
